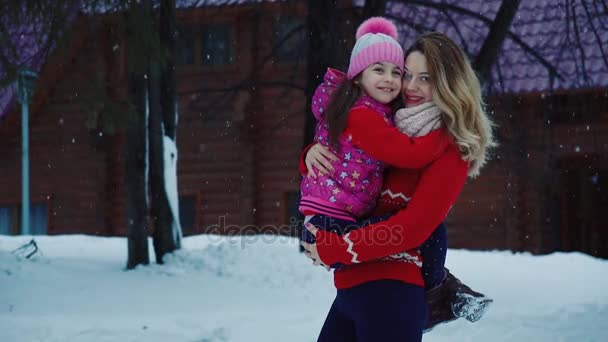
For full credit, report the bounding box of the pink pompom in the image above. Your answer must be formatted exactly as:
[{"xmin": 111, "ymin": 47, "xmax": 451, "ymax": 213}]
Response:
[{"xmin": 355, "ymin": 17, "xmax": 398, "ymax": 40}]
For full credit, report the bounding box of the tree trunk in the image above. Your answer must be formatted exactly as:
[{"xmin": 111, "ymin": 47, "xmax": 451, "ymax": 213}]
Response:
[
  {"xmin": 125, "ymin": 0, "xmax": 151, "ymax": 270},
  {"xmin": 304, "ymin": 0, "xmax": 339, "ymax": 145},
  {"xmin": 160, "ymin": 0, "xmax": 178, "ymax": 140},
  {"xmin": 473, "ymin": 0, "xmax": 521, "ymax": 86},
  {"xmin": 150, "ymin": 0, "xmax": 182, "ymax": 264},
  {"xmin": 362, "ymin": 0, "xmax": 387, "ymax": 19},
  {"xmin": 125, "ymin": 73, "xmax": 150, "ymax": 269}
]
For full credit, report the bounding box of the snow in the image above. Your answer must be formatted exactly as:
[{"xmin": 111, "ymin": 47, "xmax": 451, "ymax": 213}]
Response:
[
  {"xmin": 1, "ymin": 234, "xmax": 607, "ymax": 342},
  {"xmin": 163, "ymin": 134, "xmax": 183, "ymax": 242}
]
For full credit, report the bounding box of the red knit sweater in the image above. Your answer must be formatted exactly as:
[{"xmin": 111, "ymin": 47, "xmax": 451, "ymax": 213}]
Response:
[{"xmin": 300, "ymin": 138, "xmax": 468, "ymax": 289}]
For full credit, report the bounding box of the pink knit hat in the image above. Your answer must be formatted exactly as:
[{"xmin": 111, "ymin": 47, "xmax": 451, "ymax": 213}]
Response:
[{"xmin": 347, "ymin": 17, "xmax": 404, "ymax": 80}]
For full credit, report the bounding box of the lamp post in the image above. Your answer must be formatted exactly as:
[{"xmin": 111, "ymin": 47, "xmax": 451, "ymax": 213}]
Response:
[{"xmin": 17, "ymin": 68, "xmax": 38, "ymax": 235}]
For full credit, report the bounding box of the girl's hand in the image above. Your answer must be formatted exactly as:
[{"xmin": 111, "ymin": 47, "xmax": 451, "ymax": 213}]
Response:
[
  {"xmin": 301, "ymin": 223, "xmax": 330, "ymax": 271},
  {"xmin": 305, "ymin": 143, "xmax": 339, "ymax": 179}
]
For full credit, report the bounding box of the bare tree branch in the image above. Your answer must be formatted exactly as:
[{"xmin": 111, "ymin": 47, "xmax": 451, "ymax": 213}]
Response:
[
  {"xmin": 592, "ymin": 0, "xmax": 608, "ymax": 30},
  {"xmin": 0, "ymin": 21, "xmax": 18, "ymax": 63},
  {"xmin": 384, "ymin": 14, "xmax": 435, "ymax": 34},
  {"xmin": 582, "ymin": 0, "xmax": 608, "ymax": 69},
  {"xmin": 570, "ymin": 0, "xmax": 591, "ymax": 85},
  {"xmin": 277, "ymin": 55, "xmax": 303, "ymax": 101},
  {"xmin": 396, "ymin": 0, "xmax": 563, "ymax": 81},
  {"xmin": 509, "ymin": 30, "xmax": 564, "ymax": 82},
  {"xmin": 550, "ymin": 2, "xmax": 569, "ymax": 89},
  {"xmin": 599, "ymin": 0, "xmax": 608, "ymax": 15},
  {"xmin": 563, "ymin": 0, "xmax": 576, "ymax": 83},
  {"xmin": 31, "ymin": 2, "xmax": 65, "ymax": 67},
  {"xmin": 399, "ymin": 1, "xmax": 500, "ymax": 24},
  {"xmin": 474, "ymin": 0, "xmax": 521, "ymax": 85},
  {"xmin": 564, "ymin": 0, "xmax": 584, "ymax": 88},
  {"xmin": 439, "ymin": 8, "xmax": 470, "ymax": 55}
]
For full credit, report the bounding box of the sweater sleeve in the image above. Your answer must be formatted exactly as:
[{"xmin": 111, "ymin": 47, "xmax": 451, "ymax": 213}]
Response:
[
  {"xmin": 345, "ymin": 107, "xmax": 449, "ymax": 169},
  {"xmin": 315, "ymin": 145, "xmax": 469, "ymax": 266}
]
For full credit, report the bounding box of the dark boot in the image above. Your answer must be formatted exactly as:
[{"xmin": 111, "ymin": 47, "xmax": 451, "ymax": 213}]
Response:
[
  {"xmin": 423, "ymin": 271, "xmax": 457, "ymax": 333},
  {"xmin": 442, "ymin": 269, "xmax": 493, "ymax": 322},
  {"xmin": 424, "ymin": 268, "xmax": 493, "ymax": 333}
]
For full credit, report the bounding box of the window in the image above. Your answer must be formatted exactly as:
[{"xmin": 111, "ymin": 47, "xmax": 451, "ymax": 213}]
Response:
[
  {"xmin": 201, "ymin": 24, "xmax": 233, "ymax": 65},
  {"xmin": 29, "ymin": 204, "xmax": 48, "ymax": 235},
  {"xmin": 179, "ymin": 195, "xmax": 197, "ymax": 236},
  {"xmin": 0, "ymin": 203, "xmax": 48, "ymax": 235},
  {"xmin": 0, "ymin": 207, "xmax": 13, "ymax": 235},
  {"xmin": 175, "ymin": 23, "xmax": 234, "ymax": 67},
  {"xmin": 176, "ymin": 26, "xmax": 195, "ymax": 66},
  {"xmin": 273, "ymin": 17, "xmax": 306, "ymax": 62}
]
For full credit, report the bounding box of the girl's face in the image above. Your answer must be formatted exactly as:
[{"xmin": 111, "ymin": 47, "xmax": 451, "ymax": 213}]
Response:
[
  {"xmin": 357, "ymin": 62, "xmax": 402, "ymax": 104},
  {"xmin": 403, "ymin": 51, "xmax": 433, "ymax": 107}
]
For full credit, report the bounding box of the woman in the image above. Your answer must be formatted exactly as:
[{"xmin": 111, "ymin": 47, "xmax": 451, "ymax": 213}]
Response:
[{"xmin": 301, "ymin": 32, "xmax": 496, "ymax": 341}]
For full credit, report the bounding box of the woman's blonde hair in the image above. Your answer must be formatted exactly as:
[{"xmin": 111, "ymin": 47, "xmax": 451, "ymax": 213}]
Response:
[{"xmin": 406, "ymin": 32, "xmax": 496, "ymax": 177}]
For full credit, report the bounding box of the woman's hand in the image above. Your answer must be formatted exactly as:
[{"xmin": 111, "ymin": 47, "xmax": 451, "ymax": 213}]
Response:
[
  {"xmin": 305, "ymin": 143, "xmax": 339, "ymax": 179},
  {"xmin": 301, "ymin": 223, "xmax": 330, "ymax": 271}
]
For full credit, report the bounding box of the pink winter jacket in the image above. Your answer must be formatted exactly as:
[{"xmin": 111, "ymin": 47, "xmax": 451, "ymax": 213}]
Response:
[{"xmin": 299, "ymin": 68, "xmax": 395, "ymax": 220}]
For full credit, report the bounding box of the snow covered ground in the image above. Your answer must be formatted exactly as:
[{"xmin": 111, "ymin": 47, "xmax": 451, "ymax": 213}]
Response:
[{"xmin": 1, "ymin": 234, "xmax": 607, "ymax": 342}]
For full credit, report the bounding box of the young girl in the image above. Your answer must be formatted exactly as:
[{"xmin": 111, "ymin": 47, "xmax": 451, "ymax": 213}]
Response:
[
  {"xmin": 299, "ymin": 17, "xmax": 449, "ymax": 248},
  {"xmin": 301, "ymin": 32, "xmax": 496, "ymax": 341}
]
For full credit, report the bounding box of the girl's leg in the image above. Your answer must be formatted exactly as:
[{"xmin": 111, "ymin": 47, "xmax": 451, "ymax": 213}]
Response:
[
  {"xmin": 342, "ymin": 280, "xmax": 427, "ymax": 342},
  {"xmin": 317, "ymin": 296, "xmax": 356, "ymax": 342},
  {"xmin": 418, "ymin": 222, "xmax": 456, "ymax": 332},
  {"xmin": 419, "ymin": 222, "xmax": 448, "ymax": 289},
  {"xmin": 304, "ymin": 212, "xmax": 395, "ymax": 243},
  {"xmin": 332, "ymin": 212, "xmax": 394, "ymax": 236},
  {"xmin": 301, "ymin": 215, "xmax": 316, "ymax": 244},
  {"xmin": 302, "ymin": 215, "xmax": 360, "ymax": 244}
]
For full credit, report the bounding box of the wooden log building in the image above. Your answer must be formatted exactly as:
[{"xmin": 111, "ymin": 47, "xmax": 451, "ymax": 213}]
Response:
[{"xmin": 1, "ymin": 0, "xmax": 607, "ymax": 259}]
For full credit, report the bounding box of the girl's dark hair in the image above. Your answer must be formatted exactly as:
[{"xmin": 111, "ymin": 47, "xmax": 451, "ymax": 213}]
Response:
[{"xmin": 326, "ymin": 78, "xmax": 361, "ymax": 146}]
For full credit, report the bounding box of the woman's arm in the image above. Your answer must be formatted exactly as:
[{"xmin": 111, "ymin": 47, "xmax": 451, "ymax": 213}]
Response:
[
  {"xmin": 346, "ymin": 107, "xmax": 449, "ymax": 169},
  {"xmin": 312, "ymin": 145, "xmax": 469, "ymax": 266}
]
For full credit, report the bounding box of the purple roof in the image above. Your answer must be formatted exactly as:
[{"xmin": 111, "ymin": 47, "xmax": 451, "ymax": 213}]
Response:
[
  {"xmin": 176, "ymin": 0, "xmax": 285, "ymax": 6},
  {"xmin": 386, "ymin": 0, "xmax": 608, "ymax": 94},
  {"xmin": 83, "ymin": 0, "xmax": 286, "ymax": 13}
]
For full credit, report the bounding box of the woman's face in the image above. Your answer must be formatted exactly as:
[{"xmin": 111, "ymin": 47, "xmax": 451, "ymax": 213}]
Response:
[{"xmin": 402, "ymin": 51, "xmax": 433, "ymax": 107}]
